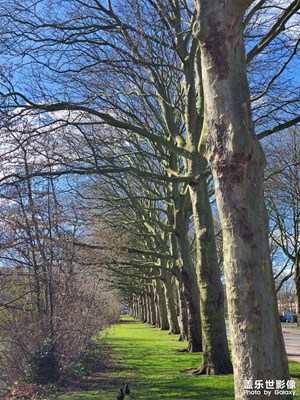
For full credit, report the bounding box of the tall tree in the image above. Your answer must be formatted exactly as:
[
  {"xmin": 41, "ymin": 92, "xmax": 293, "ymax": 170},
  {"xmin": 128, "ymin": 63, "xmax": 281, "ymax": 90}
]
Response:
[{"xmin": 194, "ymin": 0, "xmax": 291, "ymax": 398}]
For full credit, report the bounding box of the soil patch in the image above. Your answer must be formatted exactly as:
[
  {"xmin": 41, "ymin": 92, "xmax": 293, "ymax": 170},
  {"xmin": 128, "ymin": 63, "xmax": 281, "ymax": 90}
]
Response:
[{"xmin": 59, "ymin": 345, "xmax": 126, "ymax": 395}]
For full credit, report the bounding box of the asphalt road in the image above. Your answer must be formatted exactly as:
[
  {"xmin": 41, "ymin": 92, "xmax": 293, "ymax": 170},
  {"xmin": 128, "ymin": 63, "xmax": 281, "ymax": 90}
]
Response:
[
  {"xmin": 226, "ymin": 323, "xmax": 300, "ymax": 363},
  {"xmin": 281, "ymin": 324, "xmax": 300, "ymax": 363}
]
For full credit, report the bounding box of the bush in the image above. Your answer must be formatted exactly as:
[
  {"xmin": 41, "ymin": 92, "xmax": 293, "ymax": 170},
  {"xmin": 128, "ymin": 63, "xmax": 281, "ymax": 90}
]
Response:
[
  {"xmin": 66, "ymin": 342, "xmax": 105, "ymax": 378},
  {"xmin": 27, "ymin": 340, "xmax": 60, "ymax": 385}
]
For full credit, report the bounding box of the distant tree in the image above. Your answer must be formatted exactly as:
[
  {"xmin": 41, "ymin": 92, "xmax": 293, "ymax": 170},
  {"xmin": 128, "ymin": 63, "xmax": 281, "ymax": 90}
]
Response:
[
  {"xmin": 264, "ymin": 128, "xmax": 300, "ymax": 325},
  {"xmin": 277, "ymin": 280, "xmax": 297, "ymax": 315}
]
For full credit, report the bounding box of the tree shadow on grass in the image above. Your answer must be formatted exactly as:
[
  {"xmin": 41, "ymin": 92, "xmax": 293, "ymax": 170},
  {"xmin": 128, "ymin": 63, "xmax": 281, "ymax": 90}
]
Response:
[
  {"xmin": 118, "ymin": 319, "xmax": 137, "ymax": 324},
  {"xmin": 59, "ymin": 343, "xmax": 129, "ymax": 397},
  {"xmin": 121, "ymin": 377, "xmax": 234, "ymax": 400}
]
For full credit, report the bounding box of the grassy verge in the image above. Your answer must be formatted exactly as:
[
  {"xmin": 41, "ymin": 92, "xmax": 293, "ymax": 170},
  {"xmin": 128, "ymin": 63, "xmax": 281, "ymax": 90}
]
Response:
[{"xmin": 55, "ymin": 317, "xmax": 300, "ymax": 400}]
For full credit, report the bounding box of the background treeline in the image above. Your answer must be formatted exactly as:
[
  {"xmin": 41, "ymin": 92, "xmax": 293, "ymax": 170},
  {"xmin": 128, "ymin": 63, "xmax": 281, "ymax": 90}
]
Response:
[{"xmin": 0, "ymin": 148, "xmax": 121, "ymax": 384}]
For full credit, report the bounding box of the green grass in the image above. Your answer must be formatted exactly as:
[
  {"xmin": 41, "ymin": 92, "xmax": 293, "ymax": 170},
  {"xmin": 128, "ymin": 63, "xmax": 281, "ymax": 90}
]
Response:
[{"xmin": 56, "ymin": 317, "xmax": 300, "ymax": 400}]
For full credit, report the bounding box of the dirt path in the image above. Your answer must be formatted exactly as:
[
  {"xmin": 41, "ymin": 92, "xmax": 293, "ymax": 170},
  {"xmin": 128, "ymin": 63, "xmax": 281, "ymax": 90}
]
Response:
[{"xmin": 58, "ymin": 341, "xmax": 128, "ymax": 398}]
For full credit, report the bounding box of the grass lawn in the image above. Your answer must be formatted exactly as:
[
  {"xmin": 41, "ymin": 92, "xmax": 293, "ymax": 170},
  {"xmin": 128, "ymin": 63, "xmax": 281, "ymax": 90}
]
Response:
[{"xmin": 56, "ymin": 317, "xmax": 300, "ymax": 400}]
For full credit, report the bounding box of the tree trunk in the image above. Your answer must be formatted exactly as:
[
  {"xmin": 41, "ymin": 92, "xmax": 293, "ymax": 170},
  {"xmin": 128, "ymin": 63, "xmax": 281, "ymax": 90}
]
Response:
[
  {"xmin": 189, "ymin": 168, "xmax": 232, "ymax": 373},
  {"xmin": 155, "ymin": 278, "xmax": 170, "ymax": 330},
  {"xmin": 131, "ymin": 297, "xmax": 137, "ymax": 318},
  {"xmin": 141, "ymin": 295, "xmax": 147, "ymax": 323},
  {"xmin": 146, "ymin": 291, "xmax": 151, "ymax": 324},
  {"xmin": 136, "ymin": 296, "xmax": 140, "ymax": 320},
  {"xmin": 148, "ymin": 284, "xmax": 157, "ymax": 326},
  {"xmin": 146, "ymin": 292, "xmax": 151, "ymax": 324},
  {"xmin": 154, "ymin": 294, "xmax": 161, "ymax": 328},
  {"xmin": 180, "ymin": 39, "xmax": 229, "ymax": 366},
  {"xmin": 175, "ymin": 201, "xmax": 203, "ymax": 352},
  {"xmin": 162, "ymin": 269, "xmax": 180, "ymax": 334},
  {"xmin": 176, "ymin": 278, "xmax": 189, "ymax": 343},
  {"xmin": 295, "ymin": 271, "xmax": 300, "ymax": 328},
  {"xmin": 135, "ymin": 296, "xmax": 140, "ymax": 319},
  {"xmin": 195, "ymin": 1, "xmax": 290, "ymax": 397}
]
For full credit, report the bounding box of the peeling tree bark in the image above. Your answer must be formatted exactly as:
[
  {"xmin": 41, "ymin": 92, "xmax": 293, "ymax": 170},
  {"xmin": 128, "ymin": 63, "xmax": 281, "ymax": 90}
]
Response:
[
  {"xmin": 148, "ymin": 284, "xmax": 157, "ymax": 326},
  {"xmin": 162, "ymin": 268, "xmax": 181, "ymax": 334},
  {"xmin": 180, "ymin": 41, "xmax": 230, "ymax": 365},
  {"xmin": 141, "ymin": 294, "xmax": 147, "ymax": 323},
  {"xmin": 154, "ymin": 277, "xmax": 170, "ymax": 330},
  {"xmin": 189, "ymin": 158, "xmax": 232, "ymax": 374},
  {"xmin": 194, "ymin": 0, "xmax": 291, "ymax": 398},
  {"xmin": 167, "ymin": 150, "xmax": 202, "ymax": 351},
  {"xmin": 176, "ymin": 278, "xmax": 189, "ymax": 342},
  {"xmin": 174, "ymin": 197, "xmax": 203, "ymax": 352}
]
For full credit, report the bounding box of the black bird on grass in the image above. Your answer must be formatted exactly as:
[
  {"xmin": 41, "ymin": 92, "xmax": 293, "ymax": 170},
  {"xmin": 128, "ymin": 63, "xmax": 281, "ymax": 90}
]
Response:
[
  {"xmin": 125, "ymin": 384, "xmax": 130, "ymax": 395},
  {"xmin": 117, "ymin": 388, "xmax": 125, "ymax": 400}
]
